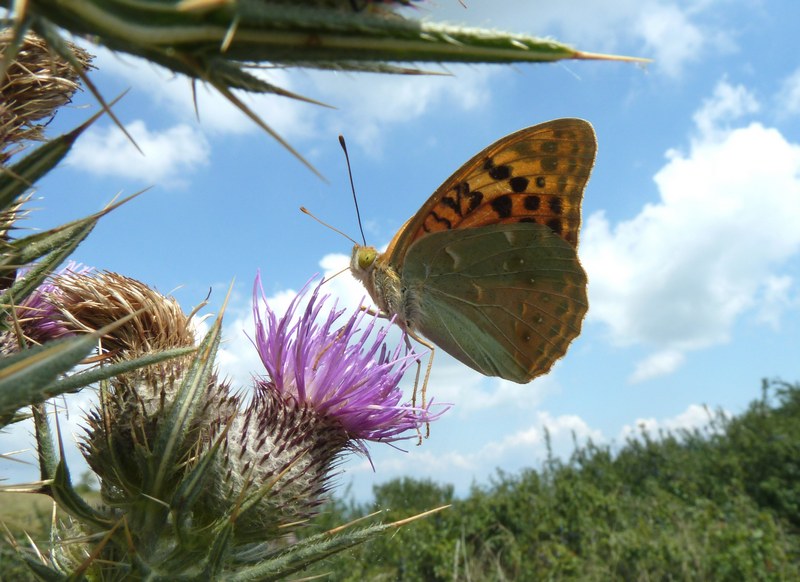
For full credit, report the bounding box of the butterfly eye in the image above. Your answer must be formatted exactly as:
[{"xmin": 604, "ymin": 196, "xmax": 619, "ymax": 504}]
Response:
[{"xmin": 357, "ymin": 248, "xmax": 377, "ymax": 270}]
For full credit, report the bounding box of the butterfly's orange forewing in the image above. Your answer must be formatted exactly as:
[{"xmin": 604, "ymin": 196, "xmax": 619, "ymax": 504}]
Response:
[{"xmin": 384, "ymin": 119, "xmax": 595, "ymax": 265}]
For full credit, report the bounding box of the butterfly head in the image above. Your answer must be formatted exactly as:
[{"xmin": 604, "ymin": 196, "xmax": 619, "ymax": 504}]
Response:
[{"xmin": 350, "ymin": 244, "xmax": 378, "ymax": 281}]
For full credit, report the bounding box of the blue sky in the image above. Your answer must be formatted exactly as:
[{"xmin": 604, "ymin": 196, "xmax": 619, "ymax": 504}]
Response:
[{"xmin": 4, "ymin": 0, "xmax": 800, "ymax": 500}]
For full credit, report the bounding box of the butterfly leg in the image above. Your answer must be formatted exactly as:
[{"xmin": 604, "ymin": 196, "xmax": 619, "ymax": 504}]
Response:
[
  {"xmin": 405, "ymin": 328, "xmax": 435, "ymax": 440},
  {"xmin": 358, "ymin": 305, "xmax": 434, "ymax": 440},
  {"xmin": 360, "ymin": 306, "xmax": 383, "ymax": 318}
]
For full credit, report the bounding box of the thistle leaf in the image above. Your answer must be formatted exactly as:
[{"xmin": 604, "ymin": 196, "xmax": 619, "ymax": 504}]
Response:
[
  {"xmin": 0, "ymin": 335, "xmax": 98, "ymax": 420},
  {"xmin": 50, "ymin": 460, "xmax": 111, "ymax": 529},
  {"xmin": 49, "ymin": 346, "xmax": 197, "ymax": 394},
  {"xmin": 10, "ymin": 1, "xmax": 648, "ymax": 177}
]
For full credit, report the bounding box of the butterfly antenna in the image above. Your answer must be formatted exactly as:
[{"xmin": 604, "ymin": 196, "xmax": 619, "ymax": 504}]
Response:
[
  {"xmin": 339, "ymin": 135, "xmax": 367, "ymax": 246},
  {"xmin": 321, "ymin": 265, "xmax": 350, "ymax": 284},
  {"xmin": 300, "ymin": 207, "xmax": 359, "ymax": 246}
]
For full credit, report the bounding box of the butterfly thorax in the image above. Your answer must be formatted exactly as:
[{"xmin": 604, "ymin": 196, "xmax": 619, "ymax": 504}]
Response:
[{"xmin": 350, "ymin": 245, "xmax": 411, "ymax": 329}]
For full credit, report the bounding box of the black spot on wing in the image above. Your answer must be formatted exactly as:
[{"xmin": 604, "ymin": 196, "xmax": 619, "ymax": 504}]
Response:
[
  {"xmin": 491, "ymin": 195, "xmax": 513, "ymax": 218},
  {"xmin": 546, "ymin": 218, "xmax": 563, "ymax": 235},
  {"xmin": 509, "ymin": 176, "xmax": 529, "ymax": 192},
  {"xmin": 441, "ymin": 196, "xmax": 462, "ymax": 216},
  {"xmin": 524, "ymin": 195, "xmax": 540, "ymax": 211},
  {"xmin": 467, "ymin": 191, "xmax": 484, "ymax": 212},
  {"xmin": 541, "ymin": 158, "xmax": 558, "ymax": 172},
  {"xmin": 541, "ymin": 141, "xmax": 558, "ymax": 154},
  {"xmin": 455, "ymin": 181, "xmax": 484, "ymax": 214},
  {"xmin": 489, "ymin": 165, "xmax": 511, "ymax": 180},
  {"xmin": 430, "ymin": 211, "xmax": 452, "ymax": 229}
]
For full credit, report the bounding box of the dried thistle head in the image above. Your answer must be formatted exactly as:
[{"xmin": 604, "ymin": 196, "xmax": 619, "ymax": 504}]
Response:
[
  {"xmin": 0, "ymin": 262, "xmax": 90, "ymax": 354},
  {"xmin": 49, "ymin": 271, "xmax": 236, "ymax": 495},
  {"xmin": 54, "ymin": 271, "xmax": 195, "ymax": 358},
  {"xmin": 0, "ymin": 28, "xmax": 92, "ymax": 164}
]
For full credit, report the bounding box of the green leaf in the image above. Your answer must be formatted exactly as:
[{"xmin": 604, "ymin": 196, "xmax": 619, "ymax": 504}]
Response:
[
  {"xmin": 21, "ymin": 559, "xmax": 68, "ymax": 582},
  {"xmin": 50, "ymin": 459, "xmax": 111, "ymax": 529},
  {"xmin": 14, "ymin": 1, "xmax": 647, "ymax": 178},
  {"xmin": 171, "ymin": 429, "xmax": 226, "ymax": 535},
  {"xmin": 204, "ymin": 522, "xmax": 235, "ymax": 580},
  {"xmin": 0, "ymin": 336, "xmax": 98, "ymax": 421},
  {"xmin": 32, "ymin": 402, "xmax": 57, "ymax": 482},
  {"xmin": 229, "ymin": 521, "xmax": 396, "ymax": 581},
  {"xmin": 50, "ymin": 346, "xmax": 197, "ymax": 394}
]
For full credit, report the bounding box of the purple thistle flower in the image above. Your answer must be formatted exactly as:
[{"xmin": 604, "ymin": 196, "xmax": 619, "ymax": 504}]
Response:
[
  {"xmin": 204, "ymin": 274, "xmax": 443, "ymax": 541},
  {"xmin": 252, "ymin": 272, "xmax": 437, "ymax": 448}
]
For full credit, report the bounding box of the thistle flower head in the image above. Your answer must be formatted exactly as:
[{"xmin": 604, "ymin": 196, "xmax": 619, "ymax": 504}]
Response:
[
  {"xmin": 1, "ymin": 262, "xmax": 92, "ymax": 351},
  {"xmin": 51, "ymin": 271, "xmax": 236, "ymax": 494},
  {"xmin": 209, "ymin": 274, "xmax": 441, "ymax": 539},
  {"xmin": 0, "ymin": 30, "xmax": 92, "ymax": 164},
  {"xmin": 252, "ymin": 272, "xmax": 433, "ymax": 448}
]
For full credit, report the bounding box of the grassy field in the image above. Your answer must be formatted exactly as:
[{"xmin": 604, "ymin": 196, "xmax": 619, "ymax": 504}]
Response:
[
  {"xmin": 1, "ymin": 492, "xmax": 55, "ymax": 581},
  {"xmin": 1, "ymin": 490, "xmax": 102, "ymax": 580},
  {"xmin": 1, "ymin": 492, "xmax": 56, "ymax": 535}
]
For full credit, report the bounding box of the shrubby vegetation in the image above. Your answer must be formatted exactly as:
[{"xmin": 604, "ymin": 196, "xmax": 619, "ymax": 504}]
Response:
[{"xmin": 301, "ymin": 378, "xmax": 800, "ymax": 580}]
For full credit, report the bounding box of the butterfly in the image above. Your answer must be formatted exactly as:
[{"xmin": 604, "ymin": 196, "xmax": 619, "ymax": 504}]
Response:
[{"xmin": 349, "ymin": 119, "xmax": 596, "ymax": 385}]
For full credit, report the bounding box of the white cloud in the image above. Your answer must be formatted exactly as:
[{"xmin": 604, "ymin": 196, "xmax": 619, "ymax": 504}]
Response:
[
  {"xmin": 629, "ymin": 350, "xmax": 686, "ymax": 383},
  {"xmin": 693, "ymin": 79, "xmax": 760, "ymax": 138},
  {"xmin": 307, "ymin": 66, "xmax": 497, "ymax": 153},
  {"xmin": 362, "ymin": 411, "xmax": 604, "ymax": 484},
  {"xmin": 216, "ymin": 311, "xmax": 261, "ymax": 391},
  {"xmin": 583, "ymin": 79, "xmax": 800, "ymax": 381},
  {"xmin": 479, "ymin": 412, "xmax": 603, "ymax": 459},
  {"xmin": 430, "ymin": 366, "xmax": 560, "ymax": 415},
  {"xmin": 636, "ymin": 3, "xmax": 706, "ymax": 77},
  {"xmin": 619, "ymin": 403, "xmax": 724, "ymax": 440},
  {"xmin": 756, "ymin": 275, "xmax": 796, "ymax": 329},
  {"xmin": 419, "ymin": 0, "xmax": 731, "ymax": 78},
  {"xmin": 776, "ymin": 66, "xmax": 800, "ymax": 117},
  {"xmin": 67, "ymin": 120, "xmax": 210, "ymax": 186}
]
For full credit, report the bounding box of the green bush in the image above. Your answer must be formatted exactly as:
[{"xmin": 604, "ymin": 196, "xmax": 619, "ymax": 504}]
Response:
[{"xmin": 304, "ymin": 379, "xmax": 800, "ymax": 580}]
